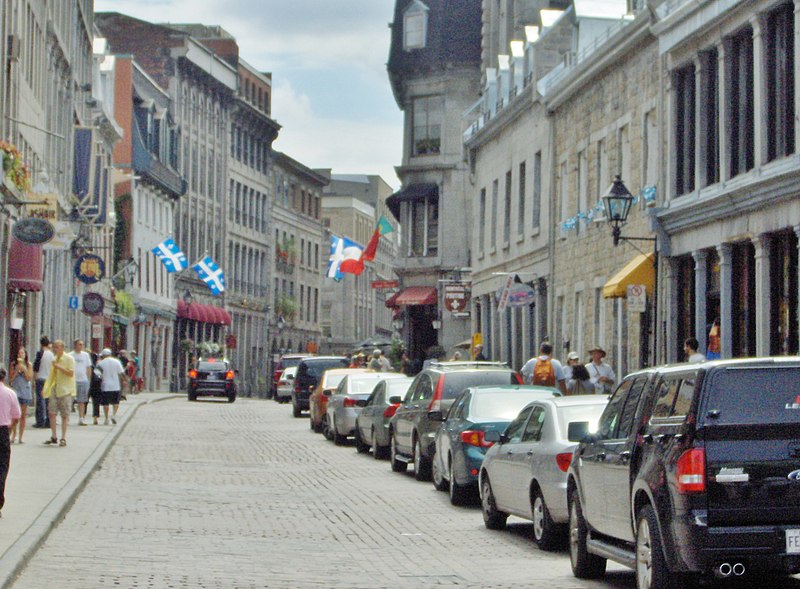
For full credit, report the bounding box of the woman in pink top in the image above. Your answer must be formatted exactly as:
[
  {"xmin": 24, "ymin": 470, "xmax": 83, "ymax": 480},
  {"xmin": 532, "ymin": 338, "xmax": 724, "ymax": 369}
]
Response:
[{"xmin": 0, "ymin": 365, "xmax": 22, "ymax": 517}]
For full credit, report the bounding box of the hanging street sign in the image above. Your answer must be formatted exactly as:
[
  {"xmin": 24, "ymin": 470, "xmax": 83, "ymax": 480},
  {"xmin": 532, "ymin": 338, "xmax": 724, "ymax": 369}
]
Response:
[
  {"xmin": 371, "ymin": 280, "xmax": 399, "ymax": 290},
  {"xmin": 74, "ymin": 253, "xmax": 105, "ymax": 284},
  {"xmin": 12, "ymin": 217, "xmax": 55, "ymax": 244},
  {"xmin": 82, "ymin": 292, "xmax": 105, "ymax": 316},
  {"xmin": 444, "ymin": 283, "xmax": 471, "ymax": 313}
]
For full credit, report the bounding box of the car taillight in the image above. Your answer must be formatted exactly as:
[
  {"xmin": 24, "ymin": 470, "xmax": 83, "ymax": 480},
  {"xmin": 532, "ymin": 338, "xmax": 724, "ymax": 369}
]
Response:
[
  {"xmin": 676, "ymin": 448, "xmax": 706, "ymax": 493},
  {"xmin": 514, "ymin": 372, "xmax": 523, "ymax": 384},
  {"xmin": 383, "ymin": 404, "xmax": 399, "ymax": 418},
  {"xmin": 460, "ymin": 430, "xmax": 493, "ymax": 448},
  {"xmin": 188, "ymin": 369, "xmax": 197, "ymax": 379},
  {"xmin": 225, "ymin": 371, "xmax": 234, "ymax": 380},
  {"xmin": 428, "ymin": 376, "xmax": 446, "ymax": 411},
  {"xmin": 343, "ymin": 397, "xmax": 358, "ymax": 408},
  {"xmin": 556, "ymin": 452, "xmax": 573, "ymax": 472}
]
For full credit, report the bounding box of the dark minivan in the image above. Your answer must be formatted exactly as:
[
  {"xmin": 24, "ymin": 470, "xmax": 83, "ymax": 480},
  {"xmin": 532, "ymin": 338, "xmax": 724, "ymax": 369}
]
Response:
[
  {"xmin": 291, "ymin": 356, "xmax": 348, "ymax": 417},
  {"xmin": 567, "ymin": 358, "xmax": 800, "ymax": 589}
]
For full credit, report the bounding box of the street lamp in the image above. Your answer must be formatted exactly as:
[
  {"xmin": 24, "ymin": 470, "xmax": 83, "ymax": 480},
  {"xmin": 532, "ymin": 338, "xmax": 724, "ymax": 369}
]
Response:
[{"xmin": 601, "ymin": 175, "xmax": 659, "ymax": 366}]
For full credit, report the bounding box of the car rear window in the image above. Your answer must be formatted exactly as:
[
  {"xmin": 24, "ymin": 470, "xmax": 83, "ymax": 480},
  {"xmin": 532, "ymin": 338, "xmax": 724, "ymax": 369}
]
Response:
[
  {"xmin": 304, "ymin": 358, "xmax": 348, "ymax": 377},
  {"xmin": 280, "ymin": 357, "xmax": 304, "ymax": 369},
  {"xmin": 558, "ymin": 404, "xmax": 606, "ymax": 441},
  {"xmin": 470, "ymin": 391, "xmax": 551, "ymax": 420},
  {"xmin": 441, "ymin": 372, "xmax": 518, "ymax": 400},
  {"xmin": 323, "ymin": 373, "xmax": 348, "ymax": 389},
  {"xmin": 386, "ymin": 379, "xmax": 413, "ymax": 398},
  {"xmin": 349, "ymin": 374, "xmax": 392, "ymax": 393},
  {"xmin": 198, "ymin": 362, "xmax": 226, "ymax": 371},
  {"xmin": 704, "ymin": 367, "xmax": 800, "ymax": 425}
]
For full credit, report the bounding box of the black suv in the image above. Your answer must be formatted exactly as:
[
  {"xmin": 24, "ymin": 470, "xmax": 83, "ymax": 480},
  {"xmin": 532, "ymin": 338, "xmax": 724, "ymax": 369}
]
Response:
[
  {"xmin": 291, "ymin": 356, "xmax": 348, "ymax": 417},
  {"xmin": 390, "ymin": 362, "xmax": 521, "ymax": 481},
  {"xmin": 566, "ymin": 358, "xmax": 800, "ymax": 589},
  {"xmin": 188, "ymin": 358, "xmax": 237, "ymax": 403}
]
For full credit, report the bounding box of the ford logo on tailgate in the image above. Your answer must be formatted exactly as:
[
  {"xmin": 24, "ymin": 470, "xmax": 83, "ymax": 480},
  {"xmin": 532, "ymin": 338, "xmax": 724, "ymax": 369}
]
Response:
[{"xmin": 789, "ymin": 469, "xmax": 800, "ymax": 481}]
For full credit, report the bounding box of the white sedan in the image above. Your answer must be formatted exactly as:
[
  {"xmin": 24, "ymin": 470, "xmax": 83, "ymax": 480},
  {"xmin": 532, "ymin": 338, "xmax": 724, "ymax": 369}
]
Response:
[{"xmin": 479, "ymin": 396, "xmax": 609, "ymax": 550}]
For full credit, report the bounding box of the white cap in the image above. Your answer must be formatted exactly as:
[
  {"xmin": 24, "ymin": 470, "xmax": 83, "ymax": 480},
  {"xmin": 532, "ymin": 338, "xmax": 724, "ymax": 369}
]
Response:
[
  {"xmin": 567, "ymin": 351, "xmax": 580, "ymax": 361},
  {"xmin": 100, "ymin": 348, "xmax": 112, "ymax": 357},
  {"xmin": 373, "ymin": 349, "xmax": 382, "ymax": 355}
]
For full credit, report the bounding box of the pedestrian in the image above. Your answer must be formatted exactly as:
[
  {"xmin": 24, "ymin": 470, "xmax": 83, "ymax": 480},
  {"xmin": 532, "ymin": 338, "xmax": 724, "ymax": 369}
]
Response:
[
  {"xmin": 567, "ymin": 363, "xmax": 594, "ymax": 395},
  {"xmin": 89, "ymin": 351, "xmax": 102, "ymax": 425},
  {"xmin": 400, "ymin": 351, "xmax": 414, "ymax": 376},
  {"xmin": 348, "ymin": 353, "xmax": 365, "ymax": 368},
  {"xmin": 707, "ymin": 319, "xmax": 721, "ymax": 360},
  {"xmin": 377, "ymin": 350, "xmax": 392, "ymax": 372},
  {"xmin": 450, "ymin": 351, "xmax": 462, "ymax": 361},
  {"xmin": 520, "ymin": 343, "xmax": 568, "ymax": 395},
  {"xmin": 42, "ymin": 339, "xmax": 76, "ymax": 446},
  {"xmin": 473, "ymin": 344, "xmax": 487, "ymax": 361},
  {"xmin": 683, "ymin": 337, "xmax": 706, "ymax": 363},
  {"xmin": 422, "ymin": 346, "xmax": 446, "ymax": 370},
  {"xmin": 0, "ymin": 364, "xmax": 22, "ymax": 518},
  {"xmin": 118, "ymin": 350, "xmax": 130, "ymax": 401},
  {"xmin": 69, "ymin": 339, "xmax": 93, "ymax": 426},
  {"xmin": 9, "ymin": 346, "xmax": 32, "ymax": 443},
  {"xmin": 96, "ymin": 348, "xmax": 125, "ymax": 425},
  {"xmin": 131, "ymin": 350, "xmax": 141, "ymax": 393},
  {"xmin": 563, "ymin": 351, "xmax": 580, "ymax": 382},
  {"xmin": 32, "ymin": 336, "xmax": 54, "ymax": 428},
  {"xmin": 587, "ymin": 346, "xmax": 616, "ymax": 394}
]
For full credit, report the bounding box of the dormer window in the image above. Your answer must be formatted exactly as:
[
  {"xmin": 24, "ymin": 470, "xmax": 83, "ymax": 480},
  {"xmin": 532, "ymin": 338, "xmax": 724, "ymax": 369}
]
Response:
[{"xmin": 403, "ymin": 0, "xmax": 429, "ymax": 50}]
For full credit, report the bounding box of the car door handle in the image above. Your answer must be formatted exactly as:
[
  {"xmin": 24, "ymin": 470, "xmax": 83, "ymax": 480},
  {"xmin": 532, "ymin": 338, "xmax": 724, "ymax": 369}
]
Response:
[
  {"xmin": 643, "ymin": 434, "xmax": 663, "ymax": 444},
  {"xmin": 506, "ymin": 450, "xmax": 514, "ymax": 455},
  {"xmin": 596, "ymin": 452, "xmax": 606, "ymax": 461},
  {"xmin": 619, "ymin": 451, "xmax": 631, "ymax": 464},
  {"xmin": 526, "ymin": 450, "xmax": 534, "ymax": 456}
]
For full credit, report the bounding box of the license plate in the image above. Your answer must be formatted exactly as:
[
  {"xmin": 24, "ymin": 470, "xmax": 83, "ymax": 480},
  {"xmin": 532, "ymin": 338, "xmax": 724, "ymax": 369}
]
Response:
[{"xmin": 787, "ymin": 529, "xmax": 800, "ymax": 554}]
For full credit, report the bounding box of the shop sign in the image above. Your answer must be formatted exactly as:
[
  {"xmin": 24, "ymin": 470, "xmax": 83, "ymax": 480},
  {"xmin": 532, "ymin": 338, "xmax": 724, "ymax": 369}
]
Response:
[
  {"xmin": 12, "ymin": 217, "xmax": 55, "ymax": 244},
  {"xmin": 74, "ymin": 254, "xmax": 105, "ymax": 284},
  {"xmin": 82, "ymin": 292, "xmax": 105, "ymax": 316},
  {"xmin": 225, "ymin": 334, "xmax": 238, "ymax": 349},
  {"xmin": 371, "ymin": 280, "xmax": 399, "ymax": 290},
  {"xmin": 444, "ymin": 283, "xmax": 471, "ymax": 313}
]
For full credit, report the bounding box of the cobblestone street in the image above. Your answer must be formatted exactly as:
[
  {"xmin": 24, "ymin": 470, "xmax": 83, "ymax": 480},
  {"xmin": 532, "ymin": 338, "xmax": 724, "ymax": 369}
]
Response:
[{"xmin": 5, "ymin": 398, "xmax": 794, "ymax": 589}]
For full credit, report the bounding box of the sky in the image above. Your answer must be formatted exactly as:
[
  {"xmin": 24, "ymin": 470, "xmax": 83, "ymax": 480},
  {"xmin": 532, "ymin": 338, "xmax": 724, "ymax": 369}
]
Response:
[{"xmin": 94, "ymin": 0, "xmax": 404, "ymax": 189}]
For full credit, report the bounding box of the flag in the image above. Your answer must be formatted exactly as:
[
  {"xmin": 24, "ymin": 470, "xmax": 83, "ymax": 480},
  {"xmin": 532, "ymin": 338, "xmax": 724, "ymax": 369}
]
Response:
[
  {"xmin": 359, "ymin": 215, "xmax": 395, "ymax": 265},
  {"xmin": 193, "ymin": 255, "xmax": 226, "ymax": 295},
  {"xmin": 151, "ymin": 238, "xmax": 188, "ymax": 273},
  {"xmin": 327, "ymin": 235, "xmax": 363, "ymax": 281}
]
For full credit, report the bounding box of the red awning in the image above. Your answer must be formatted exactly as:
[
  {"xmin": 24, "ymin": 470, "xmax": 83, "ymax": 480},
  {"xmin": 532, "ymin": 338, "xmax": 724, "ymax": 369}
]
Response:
[
  {"xmin": 8, "ymin": 238, "xmax": 43, "ymax": 292},
  {"xmin": 218, "ymin": 308, "xmax": 232, "ymax": 326},
  {"xmin": 385, "ymin": 291, "xmax": 400, "ymax": 309},
  {"xmin": 177, "ymin": 300, "xmax": 215, "ymax": 323},
  {"xmin": 177, "ymin": 299, "xmax": 189, "ymax": 318},
  {"xmin": 394, "ymin": 286, "xmax": 437, "ymax": 306}
]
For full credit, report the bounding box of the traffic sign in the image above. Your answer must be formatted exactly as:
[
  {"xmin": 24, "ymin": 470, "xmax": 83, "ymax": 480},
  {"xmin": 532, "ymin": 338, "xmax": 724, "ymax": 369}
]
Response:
[
  {"xmin": 627, "ymin": 284, "xmax": 646, "ymax": 313},
  {"xmin": 68, "ymin": 296, "xmax": 79, "ymax": 310}
]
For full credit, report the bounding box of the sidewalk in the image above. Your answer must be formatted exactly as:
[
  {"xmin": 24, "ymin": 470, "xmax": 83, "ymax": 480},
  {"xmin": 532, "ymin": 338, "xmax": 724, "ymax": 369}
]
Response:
[{"xmin": 0, "ymin": 391, "xmax": 179, "ymax": 589}]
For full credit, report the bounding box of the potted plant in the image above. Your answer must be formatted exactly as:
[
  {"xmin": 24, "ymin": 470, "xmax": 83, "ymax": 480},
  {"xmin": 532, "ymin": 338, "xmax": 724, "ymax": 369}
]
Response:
[{"xmin": 0, "ymin": 141, "xmax": 31, "ymax": 191}]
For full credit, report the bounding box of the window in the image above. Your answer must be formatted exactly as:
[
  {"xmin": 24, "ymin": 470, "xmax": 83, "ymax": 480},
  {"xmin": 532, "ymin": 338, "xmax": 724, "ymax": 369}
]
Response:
[
  {"xmin": 409, "ymin": 199, "xmax": 426, "ymax": 256},
  {"xmin": 577, "ymin": 149, "xmax": 588, "ymax": 234},
  {"xmin": 558, "ymin": 162, "xmax": 568, "ymax": 223},
  {"xmin": 411, "ymin": 95, "xmax": 442, "ymax": 156},
  {"xmin": 652, "ymin": 378, "xmax": 680, "ymax": 419},
  {"xmin": 491, "ymin": 179, "xmax": 498, "ymax": 247},
  {"xmin": 617, "ymin": 126, "xmax": 631, "ymax": 191},
  {"xmin": 699, "ymin": 49, "xmax": 719, "ymax": 187},
  {"xmin": 503, "ymin": 170, "xmax": 512, "ymax": 244},
  {"xmin": 596, "ymin": 139, "xmax": 608, "ymax": 200},
  {"xmin": 403, "ymin": 1, "xmax": 429, "ymax": 50},
  {"xmin": 597, "ymin": 379, "xmax": 632, "ymax": 439},
  {"xmin": 522, "ymin": 406, "xmax": 545, "ymax": 442},
  {"xmin": 532, "ymin": 151, "xmax": 541, "ymax": 230},
  {"xmin": 673, "ymin": 64, "xmax": 696, "ymax": 195},
  {"xmin": 517, "ymin": 162, "xmax": 526, "ymax": 235},
  {"xmin": 478, "ymin": 188, "xmax": 486, "ymax": 252},
  {"xmin": 726, "ymin": 27, "xmax": 754, "ymax": 178},
  {"xmin": 765, "ymin": 4, "xmax": 795, "ymax": 162},
  {"xmin": 427, "ymin": 197, "xmax": 438, "ymax": 256},
  {"xmin": 505, "ymin": 407, "xmax": 533, "ymax": 443}
]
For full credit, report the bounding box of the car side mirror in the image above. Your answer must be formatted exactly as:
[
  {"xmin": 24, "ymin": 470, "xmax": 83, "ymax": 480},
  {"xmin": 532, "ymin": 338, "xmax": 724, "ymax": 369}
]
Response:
[
  {"xmin": 323, "ymin": 390, "xmax": 332, "ymax": 397},
  {"xmin": 287, "ymin": 374, "xmax": 293, "ymax": 380},
  {"xmin": 308, "ymin": 385, "xmax": 315, "ymax": 392},
  {"xmin": 388, "ymin": 395, "xmax": 402, "ymax": 404},
  {"xmin": 356, "ymin": 399, "xmax": 368, "ymax": 407},
  {"xmin": 484, "ymin": 430, "xmax": 500, "ymax": 443},
  {"xmin": 427, "ymin": 410, "xmax": 444, "ymax": 422}
]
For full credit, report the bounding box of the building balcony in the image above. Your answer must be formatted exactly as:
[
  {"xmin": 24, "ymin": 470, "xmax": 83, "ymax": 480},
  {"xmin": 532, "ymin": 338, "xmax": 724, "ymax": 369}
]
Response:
[{"xmin": 132, "ymin": 123, "xmax": 186, "ymax": 198}]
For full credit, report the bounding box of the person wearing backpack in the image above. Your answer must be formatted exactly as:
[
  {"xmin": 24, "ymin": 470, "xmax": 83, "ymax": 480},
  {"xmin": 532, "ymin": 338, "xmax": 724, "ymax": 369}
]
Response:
[{"xmin": 520, "ymin": 342, "xmax": 567, "ymax": 395}]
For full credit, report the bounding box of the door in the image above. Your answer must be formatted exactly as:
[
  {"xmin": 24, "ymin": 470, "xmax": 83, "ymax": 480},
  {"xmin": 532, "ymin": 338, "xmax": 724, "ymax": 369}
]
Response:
[
  {"xmin": 440, "ymin": 392, "xmax": 469, "ymax": 478},
  {"xmin": 359, "ymin": 383, "xmax": 383, "ymax": 442},
  {"xmin": 505, "ymin": 404, "xmax": 547, "ymax": 517},
  {"xmin": 395, "ymin": 374, "xmax": 431, "ymax": 454},
  {"xmin": 490, "ymin": 406, "xmax": 534, "ymax": 510}
]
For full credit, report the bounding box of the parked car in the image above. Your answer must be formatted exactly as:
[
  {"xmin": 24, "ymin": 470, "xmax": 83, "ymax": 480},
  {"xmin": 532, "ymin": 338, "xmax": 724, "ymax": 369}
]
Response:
[
  {"xmin": 390, "ymin": 361, "xmax": 522, "ymax": 481},
  {"xmin": 479, "ymin": 396, "xmax": 608, "ymax": 549},
  {"xmin": 566, "ymin": 358, "xmax": 800, "ymax": 589},
  {"xmin": 309, "ymin": 368, "xmax": 371, "ymax": 433},
  {"xmin": 291, "ymin": 356, "xmax": 349, "ymax": 417},
  {"xmin": 327, "ymin": 372, "xmax": 407, "ymax": 445},
  {"xmin": 430, "ymin": 385, "xmax": 561, "ymax": 505},
  {"xmin": 272, "ymin": 353, "xmax": 311, "ymax": 397},
  {"xmin": 355, "ymin": 377, "xmax": 414, "ymax": 459},
  {"xmin": 187, "ymin": 358, "xmax": 237, "ymax": 403},
  {"xmin": 275, "ymin": 366, "xmax": 298, "ymax": 403}
]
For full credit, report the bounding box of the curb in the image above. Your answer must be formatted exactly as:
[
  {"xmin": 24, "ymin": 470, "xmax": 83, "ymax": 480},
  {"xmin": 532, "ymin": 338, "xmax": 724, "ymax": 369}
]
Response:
[{"xmin": 0, "ymin": 393, "xmax": 178, "ymax": 589}]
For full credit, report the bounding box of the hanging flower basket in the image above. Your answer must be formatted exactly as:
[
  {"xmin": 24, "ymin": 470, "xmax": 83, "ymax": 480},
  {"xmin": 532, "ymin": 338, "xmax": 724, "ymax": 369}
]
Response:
[
  {"xmin": 180, "ymin": 338, "xmax": 194, "ymax": 352},
  {"xmin": 0, "ymin": 141, "xmax": 31, "ymax": 192}
]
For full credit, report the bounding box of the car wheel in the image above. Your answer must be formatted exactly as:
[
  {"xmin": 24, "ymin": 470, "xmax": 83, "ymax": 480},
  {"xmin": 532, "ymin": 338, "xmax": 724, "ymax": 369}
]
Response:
[
  {"xmin": 227, "ymin": 394, "xmax": 236, "ymax": 403},
  {"xmin": 390, "ymin": 433, "xmax": 407, "ymax": 473},
  {"xmin": 532, "ymin": 487, "xmax": 563, "ymax": 551},
  {"xmin": 568, "ymin": 491, "xmax": 606, "ymax": 579},
  {"xmin": 332, "ymin": 418, "xmax": 347, "ymax": 445},
  {"xmin": 355, "ymin": 429, "xmax": 370, "ymax": 454},
  {"xmin": 480, "ymin": 475, "xmax": 507, "ymax": 530},
  {"xmin": 448, "ymin": 456, "xmax": 468, "ymax": 505},
  {"xmin": 431, "ymin": 450, "xmax": 448, "ymax": 492},
  {"xmin": 322, "ymin": 415, "xmax": 333, "ymax": 440},
  {"xmin": 636, "ymin": 504, "xmax": 674, "ymax": 589},
  {"xmin": 188, "ymin": 392, "xmax": 196, "ymax": 402},
  {"xmin": 292, "ymin": 403, "xmax": 301, "ymax": 418},
  {"xmin": 414, "ymin": 437, "xmax": 431, "ymax": 481},
  {"xmin": 371, "ymin": 429, "xmax": 387, "ymax": 460}
]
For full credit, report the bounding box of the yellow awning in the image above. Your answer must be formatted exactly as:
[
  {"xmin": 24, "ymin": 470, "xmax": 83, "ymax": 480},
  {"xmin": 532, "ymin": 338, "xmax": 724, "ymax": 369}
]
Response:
[{"xmin": 603, "ymin": 253, "xmax": 655, "ymax": 298}]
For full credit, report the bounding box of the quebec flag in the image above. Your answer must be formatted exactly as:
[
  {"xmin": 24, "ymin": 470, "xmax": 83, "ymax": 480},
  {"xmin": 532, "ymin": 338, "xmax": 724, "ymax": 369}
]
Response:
[
  {"xmin": 193, "ymin": 255, "xmax": 226, "ymax": 295},
  {"xmin": 327, "ymin": 235, "xmax": 363, "ymax": 282},
  {"xmin": 151, "ymin": 238, "xmax": 188, "ymax": 273}
]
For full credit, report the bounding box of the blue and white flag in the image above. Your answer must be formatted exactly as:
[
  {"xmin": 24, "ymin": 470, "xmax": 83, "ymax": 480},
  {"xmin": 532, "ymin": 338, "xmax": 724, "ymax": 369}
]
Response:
[
  {"xmin": 327, "ymin": 235, "xmax": 363, "ymax": 282},
  {"xmin": 193, "ymin": 255, "xmax": 226, "ymax": 295},
  {"xmin": 151, "ymin": 238, "xmax": 188, "ymax": 273}
]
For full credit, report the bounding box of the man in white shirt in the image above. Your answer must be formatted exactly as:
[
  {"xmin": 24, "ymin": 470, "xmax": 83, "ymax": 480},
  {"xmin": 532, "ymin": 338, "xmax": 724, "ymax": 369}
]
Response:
[
  {"xmin": 33, "ymin": 336, "xmax": 55, "ymax": 428},
  {"xmin": 69, "ymin": 340, "xmax": 93, "ymax": 426},
  {"xmin": 587, "ymin": 346, "xmax": 616, "ymax": 394},
  {"xmin": 96, "ymin": 349, "xmax": 125, "ymax": 425}
]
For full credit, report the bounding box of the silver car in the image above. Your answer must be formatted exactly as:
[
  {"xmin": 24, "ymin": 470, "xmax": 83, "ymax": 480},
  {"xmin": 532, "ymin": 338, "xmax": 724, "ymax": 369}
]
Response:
[
  {"xmin": 275, "ymin": 366, "xmax": 297, "ymax": 403},
  {"xmin": 479, "ymin": 396, "xmax": 609, "ymax": 550},
  {"xmin": 327, "ymin": 372, "xmax": 407, "ymax": 445}
]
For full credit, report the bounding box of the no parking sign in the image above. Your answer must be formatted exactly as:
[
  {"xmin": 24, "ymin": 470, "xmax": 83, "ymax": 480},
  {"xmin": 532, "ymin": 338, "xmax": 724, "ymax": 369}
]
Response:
[{"xmin": 627, "ymin": 284, "xmax": 646, "ymax": 313}]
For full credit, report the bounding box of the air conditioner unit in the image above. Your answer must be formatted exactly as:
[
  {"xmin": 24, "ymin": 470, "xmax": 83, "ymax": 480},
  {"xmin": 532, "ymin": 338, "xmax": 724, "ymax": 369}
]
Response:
[{"xmin": 7, "ymin": 35, "xmax": 20, "ymax": 61}]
